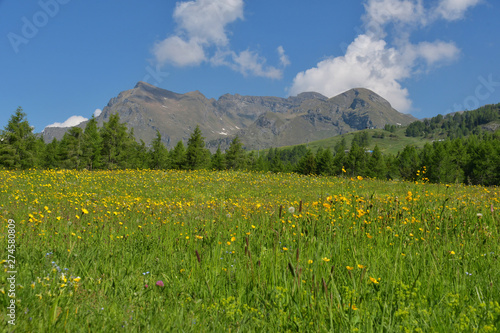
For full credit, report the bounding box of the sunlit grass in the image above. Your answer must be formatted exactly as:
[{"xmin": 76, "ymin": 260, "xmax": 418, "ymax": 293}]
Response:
[{"xmin": 1, "ymin": 169, "xmax": 499, "ymax": 331}]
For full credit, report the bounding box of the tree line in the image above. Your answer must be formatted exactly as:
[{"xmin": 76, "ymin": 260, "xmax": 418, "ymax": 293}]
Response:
[
  {"xmin": 405, "ymin": 103, "xmax": 500, "ymax": 138},
  {"xmin": 1, "ymin": 107, "xmax": 499, "ymax": 185}
]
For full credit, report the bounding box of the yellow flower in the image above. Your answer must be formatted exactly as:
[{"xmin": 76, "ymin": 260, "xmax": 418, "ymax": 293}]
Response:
[
  {"xmin": 357, "ymin": 264, "xmax": 365, "ymax": 269},
  {"xmin": 227, "ymin": 241, "xmax": 231, "ymax": 245},
  {"xmin": 346, "ymin": 266, "xmax": 354, "ymax": 271},
  {"xmin": 73, "ymin": 277, "xmax": 81, "ymax": 283},
  {"xmin": 231, "ymin": 236, "xmax": 236, "ymax": 242},
  {"xmin": 82, "ymin": 208, "xmax": 89, "ymax": 214},
  {"xmin": 308, "ymin": 260, "xmax": 313, "ymax": 264},
  {"xmin": 369, "ymin": 277, "xmax": 379, "ymax": 284},
  {"xmin": 357, "ymin": 175, "xmax": 363, "ymax": 181},
  {"xmin": 283, "ymin": 247, "xmax": 288, "ymax": 251},
  {"xmin": 342, "ymin": 166, "xmax": 346, "ymax": 173},
  {"xmin": 322, "ymin": 257, "xmax": 330, "ymax": 262},
  {"xmin": 450, "ymin": 251, "xmax": 455, "ymax": 255}
]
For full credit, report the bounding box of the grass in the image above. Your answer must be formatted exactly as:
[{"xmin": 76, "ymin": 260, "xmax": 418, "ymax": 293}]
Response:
[{"xmin": 1, "ymin": 169, "xmax": 499, "ymax": 332}]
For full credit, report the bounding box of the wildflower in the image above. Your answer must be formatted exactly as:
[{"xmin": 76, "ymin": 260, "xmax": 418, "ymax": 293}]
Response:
[
  {"xmin": 369, "ymin": 277, "xmax": 379, "ymax": 284},
  {"xmin": 342, "ymin": 166, "xmax": 346, "ymax": 173},
  {"xmin": 283, "ymin": 247, "xmax": 288, "ymax": 251},
  {"xmin": 346, "ymin": 266, "xmax": 354, "ymax": 271},
  {"xmin": 156, "ymin": 281, "xmax": 164, "ymax": 287},
  {"xmin": 231, "ymin": 236, "xmax": 236, "ymax": 242},
  {"xmin": 322, "ymin": 257, "xmax": 330, "ymax": 262},
  {"xmin": 308, "ymin": 260, "xmax": 313, "ymax": 264},
  {"xmin": 450, "ymin": 251, "xmax": 456, "ymax": 255},
  {"xmin": 82, "ymin": 208, "xmax": 89, "ymax": 214},
  {"xmin": 145, "ymin": 285, "xmax": 148, "ymax": 288},
  {"xmin": 288, "ymin": 207, "xmax": 295, "ymax": 214},
  {"xmin": 73, "ymin": 277, "xmax": 81, "ymax": 282},
  {"xmin": 357, "ymin": 176, "xmax": 363, "ymax": 181},
  {"xmin": 477, "ymin": 213, "xmax": 483, "ymax": 218},
  {"xmin": 357, "ymin": 264, "xmax": 365, "ymax": 269}
]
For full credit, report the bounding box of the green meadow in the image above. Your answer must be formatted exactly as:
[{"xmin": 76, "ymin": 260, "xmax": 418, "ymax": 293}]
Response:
[{"xmin": 1, "ymin": 169, "xmax": 499, "ymax": 332}]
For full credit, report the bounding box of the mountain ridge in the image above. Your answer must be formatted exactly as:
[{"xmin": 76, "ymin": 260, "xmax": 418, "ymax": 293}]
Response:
[{"xmin": 41, "ymin": 82, "xmax": 417, "ymax": 151}]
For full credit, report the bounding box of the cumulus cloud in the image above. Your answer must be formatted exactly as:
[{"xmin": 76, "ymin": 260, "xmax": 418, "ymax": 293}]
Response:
[
  {"xmin": 289, "ymin": 0, "xmax": 480, "ymax": 112},
  {"xmin": 153, "ymin": 0, "xmax": 287, "ymax": 78},
  {"xmin": 436, "ymin": 0, "xmax": 482, "ymax": 21},
  {"xmin": 45, "ymin": 115, "xmax": 88, "ymax": 129},
  {"xmin": 93, "ymin": 109, "xmax": 102, "ymax": 117}
]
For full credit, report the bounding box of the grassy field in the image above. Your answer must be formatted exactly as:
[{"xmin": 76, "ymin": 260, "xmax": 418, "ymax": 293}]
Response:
[{"xmin": 1, "ymin": 169, "xmax": 499, "ymax": 332}]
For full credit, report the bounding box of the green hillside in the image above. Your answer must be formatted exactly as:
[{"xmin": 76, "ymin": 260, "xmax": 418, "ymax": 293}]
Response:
[{"xmin": 273, "ymin": 127, "xmax": 438, "ymax": 155}]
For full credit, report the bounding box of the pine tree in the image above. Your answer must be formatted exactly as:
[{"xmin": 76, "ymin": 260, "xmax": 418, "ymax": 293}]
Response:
[
  {"xmin": 270, "ymin": 149, "xmax": 284, "ymax": 173},
  {"xmin": 100, "ymin": 113, "xmax": 129, "ymax": 169},
  {"xmin": 82, "ymin": 116, "xmax": 102, "ymax": 170},
  {"xmin": 366, "ymin": 145, "xmax": 386, "ymax": 178},
  {"xmin": 296, "ymin": 149, "xmax": 316, "ymax": 175},
  {"xmin": 225, "ymin": 136, "xmax": 245, "ymax": 170},
  {"xmin": 0, "ymin": 107, "xmax": 37, "ymax": 169},
  {"xmin": 170, "ymin": 140, "xmax": 186, "ymax": 170},
  {"xmin": 149, "ymin": 131, "xmax": 170, "ymax": 169},
  {"xmin": 185, "ymin": 125, "xmax": 210, "ymax": 170},
  {"xmin": 211, "ymin": 145, "xmax": 226, "ymax": 170},
  {"xmin": 59, "ymin": 127, "xmax": 84, "ymax": 169},
  {"xmin": 316, "ymin": 148, "xmax": 334, "ymax": 176},
  {"xmin": 42, "ymin": 138, "xmax": 60, "ymax": 169}
]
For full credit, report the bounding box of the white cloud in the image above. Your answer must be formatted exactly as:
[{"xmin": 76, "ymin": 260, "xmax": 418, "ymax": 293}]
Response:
[
  {"xmin": 289, "ymin": 0, "xmax": 478, "ymax": 112},
  {"xmin": 153, "ymin": 36, "xmax": 206, "ymax": 67},
  {"xmin": 436, "ymin": 0, "xmax": 481, "ymax": 21},
  {"xmin": 153, "ymin": 0, "xmax": 288, "ymax": 78},
  {"xmin": 45, "ymin": 115, "xmax": 88, "ymax": 129},
  {"xmin": 278, "ymin": 46, "xmax": 290, "ymax": 67},
  {"xmin": 93, "ymin": 109, "xmax": 102, "ymax": 117},
  {"xmin": 231, "ymin": 50, "xmax": 283, "ymax": 79},
  {"xmin": 290, "ymin": 35, "xmax": 413, "ymax": 111},
  {"xmin": 153, "ymin": 0, "xmax": 243, "ymax": 67}
]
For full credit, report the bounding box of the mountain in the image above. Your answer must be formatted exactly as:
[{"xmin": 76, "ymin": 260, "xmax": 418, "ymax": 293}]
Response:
[{"xmin": 41, "ymin": 82, "xmax": 416, "ymax": 151}]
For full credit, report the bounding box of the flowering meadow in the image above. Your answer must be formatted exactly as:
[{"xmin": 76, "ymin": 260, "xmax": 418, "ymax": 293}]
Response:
[{"xmin": 0, "ymin": 169, "xmax": 499, "ymax": 332}]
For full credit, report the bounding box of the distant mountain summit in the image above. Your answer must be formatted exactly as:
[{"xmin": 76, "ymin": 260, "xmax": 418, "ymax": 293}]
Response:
[{"xmin": 41, "ymin": 82, "xmax": 416, "ymax": 150}]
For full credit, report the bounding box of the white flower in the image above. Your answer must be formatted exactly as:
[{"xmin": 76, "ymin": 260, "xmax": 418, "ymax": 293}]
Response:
[{"xmin": 288, "ymin": 207, "xmax": 295, "ymax": 214}]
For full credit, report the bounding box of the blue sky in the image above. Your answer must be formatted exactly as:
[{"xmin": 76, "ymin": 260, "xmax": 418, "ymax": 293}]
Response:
[{"xmin": 1, "ymin": 0, "xmax": 499, "ymax": 132}]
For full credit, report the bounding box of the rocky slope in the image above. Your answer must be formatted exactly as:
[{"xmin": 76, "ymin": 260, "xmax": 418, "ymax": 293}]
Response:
[{"xmin": 41, "ymin": 82, "xmax": 416, "ymax": 151}]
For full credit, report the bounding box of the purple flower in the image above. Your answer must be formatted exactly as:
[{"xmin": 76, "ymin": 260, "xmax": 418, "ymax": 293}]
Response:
[
  {"xmin": 156, "ymin": 280, "xmax": 164, "ymax": 287},
  {"xmin": 144, "ymin": 284, "xmax": 148, "ymax": 288}
]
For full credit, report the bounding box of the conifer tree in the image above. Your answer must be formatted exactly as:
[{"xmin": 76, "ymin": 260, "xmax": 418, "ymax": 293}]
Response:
[
  {"xmin": 170, "ymin": 140, "xmax": 186, "ymax": 170},
  {"xmin": 149, "ymin": 131, "xmax": 170, "ymax": 169},
  {"xmin": 211, "ymin": 145, "xmax": 226, "ymax": 170},
  {"xmin": 297, "ymin": 149, "xmax": 316, "ymax": 175},
  {"xmin": 100, "ymin": 113, "xmax": 129, "ymax": 169},
  {"xmin": 185, "ymin": 125, "xmax": 210, "ymax": 170},
  {"xmin": 0, "ymin": 107, "xmax": 37, "ymax": 169},
  {"xmin": 82, "ymin": 116, "xmax": 102, "ymax": 170},
  {"xmin": 366, "ymin": 145, "xmax": 386, "ymax": 178},
  {"xmin": 225, "ymin": 136, "xmax": 245, "ymax": 170}
]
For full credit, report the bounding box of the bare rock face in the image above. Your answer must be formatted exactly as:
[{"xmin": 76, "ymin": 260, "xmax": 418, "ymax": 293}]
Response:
[{"xmin": 41, "ymin": 82, "xmax": 416, "ymax": 151}]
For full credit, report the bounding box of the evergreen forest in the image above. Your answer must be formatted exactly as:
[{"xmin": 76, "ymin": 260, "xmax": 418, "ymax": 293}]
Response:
[{"xmin": 1, "ymin": 106, "xmax": 499, "ymax": 186}]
